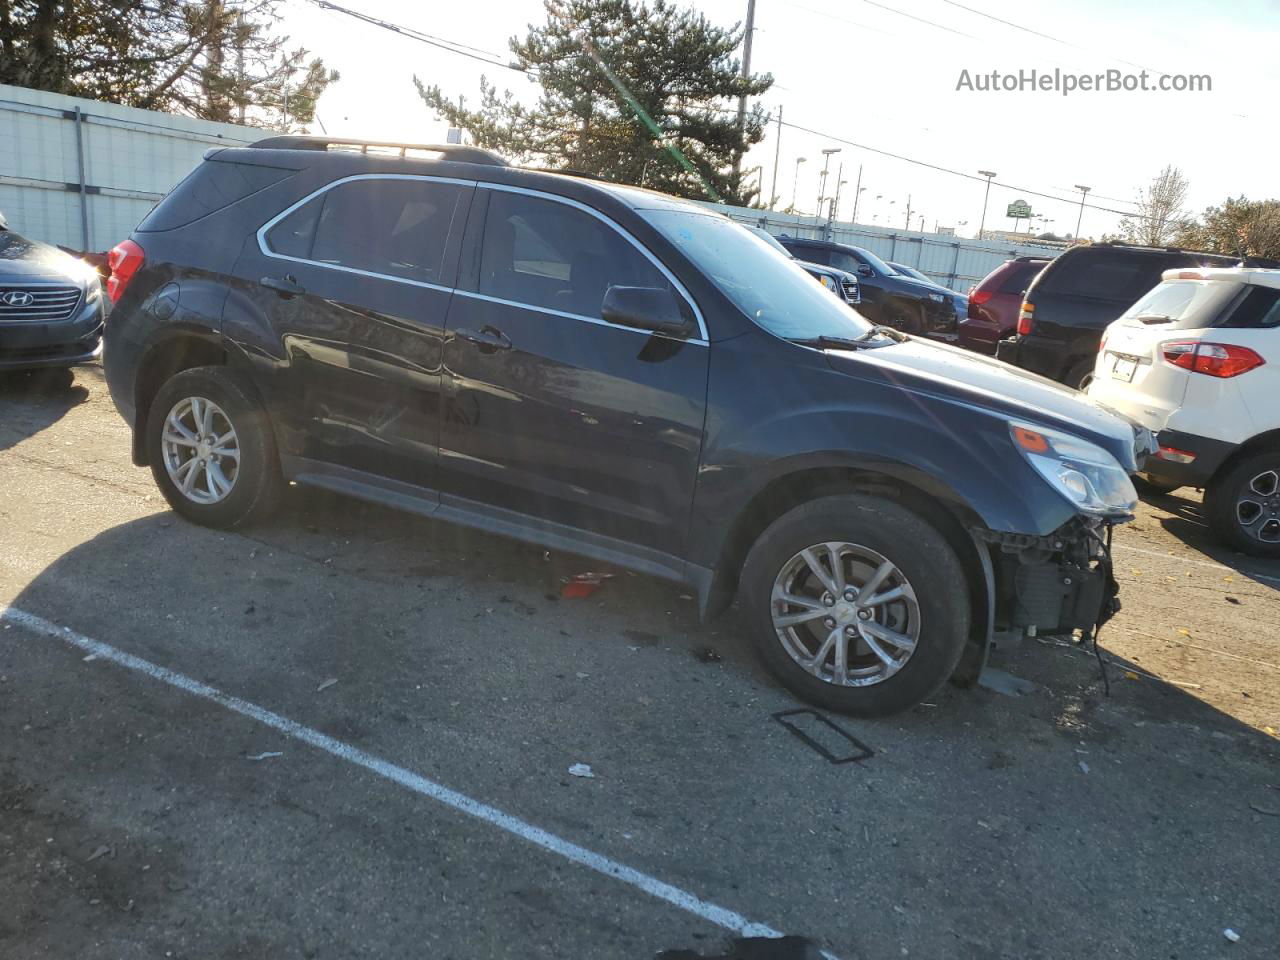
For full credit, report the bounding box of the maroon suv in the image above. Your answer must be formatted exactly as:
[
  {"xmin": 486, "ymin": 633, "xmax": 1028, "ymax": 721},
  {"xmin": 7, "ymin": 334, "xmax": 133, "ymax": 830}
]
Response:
[{"xmin": 958, "ymin": 256, "xmax": 1049, "ymax": 354}]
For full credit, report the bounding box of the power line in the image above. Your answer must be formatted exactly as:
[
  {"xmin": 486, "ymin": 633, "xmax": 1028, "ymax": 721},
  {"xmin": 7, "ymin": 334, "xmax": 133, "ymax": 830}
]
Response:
[
  {"xmin": 938, "ymin": 0, "xmax": 1164, "ymax": 75},
  {"xmin": 858, "ymin": 0, "xmax": 976, "ymax": 38}
]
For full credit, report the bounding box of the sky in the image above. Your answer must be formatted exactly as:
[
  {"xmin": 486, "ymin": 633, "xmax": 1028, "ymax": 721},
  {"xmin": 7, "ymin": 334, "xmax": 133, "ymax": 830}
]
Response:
[{"xmin": 276, "ymin": 0, "xmax": 1280, "ymax": 240}]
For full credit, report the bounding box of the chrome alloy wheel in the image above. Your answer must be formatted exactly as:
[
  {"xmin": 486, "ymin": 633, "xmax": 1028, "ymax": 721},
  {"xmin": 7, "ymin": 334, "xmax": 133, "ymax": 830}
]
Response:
[
  {"xmin": 771, "ymin": 542, "xmax": 921, "ymax": 687},
  {"xmin": 1236, "ymin": 469, "xmax": 1280, "ymax": 544},
  {"xmin": 161, "ymin": 396, "xmax": 240, "ymax": 505}
]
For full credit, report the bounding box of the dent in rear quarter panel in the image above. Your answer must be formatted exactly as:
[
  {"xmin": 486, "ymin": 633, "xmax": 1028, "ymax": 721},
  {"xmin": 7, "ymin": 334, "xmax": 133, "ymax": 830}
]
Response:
[{"xmin": 685, "ymin": 329, "xmax": 1077, "ymax": 572}]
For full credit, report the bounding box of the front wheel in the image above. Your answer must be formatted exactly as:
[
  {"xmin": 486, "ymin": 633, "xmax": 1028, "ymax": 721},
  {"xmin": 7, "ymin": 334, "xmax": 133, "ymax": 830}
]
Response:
[
  {"xmin": 739, "ymin": 495, "xmax": 970, "ymax": 717},
  {"xmin": 1204, "ymin": 452, "xmax": 1280, "ymax": 557},
  {"xmin": 145, "ymin": 365, "xmax": 283, "ymax": 529}
]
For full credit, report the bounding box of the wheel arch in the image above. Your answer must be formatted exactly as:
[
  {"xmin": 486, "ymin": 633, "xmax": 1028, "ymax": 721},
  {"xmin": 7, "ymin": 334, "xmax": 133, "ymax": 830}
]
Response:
[
  {"xmin": 130, "ymin": 331, "xmax": 229, "ymax": 466},
  {"xmin": 1209, "ymin": 428, "xmax": 1280, "ymax": 487},
  {"xmin": 702, "ymin": 463, "xmax": 994, "ymax": 680}
]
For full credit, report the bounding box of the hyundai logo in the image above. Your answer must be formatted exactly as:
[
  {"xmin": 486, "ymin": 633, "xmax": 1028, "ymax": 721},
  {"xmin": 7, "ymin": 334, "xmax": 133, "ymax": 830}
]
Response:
[{"xmin": 1, "ymin": 291, "xmax": 35, "ymax": 307}]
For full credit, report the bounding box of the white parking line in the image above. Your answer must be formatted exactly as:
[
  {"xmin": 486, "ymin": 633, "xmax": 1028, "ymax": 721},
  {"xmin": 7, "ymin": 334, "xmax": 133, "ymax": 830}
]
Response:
[
  {"xmin": 1, "ymin": 606, "xmax": 830, "ymax": 956},
  {"xmin": 1112, "ymin": 543, "xmax": 1280, "ymax": 584}
]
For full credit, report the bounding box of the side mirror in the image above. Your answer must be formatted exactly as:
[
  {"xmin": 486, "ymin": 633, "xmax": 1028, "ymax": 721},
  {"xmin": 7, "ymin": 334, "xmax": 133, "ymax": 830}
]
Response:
[
  {"xmin": 858, "ymin": 264, "xmax": 874, "ymax": 278},
  {"xmin": 601, "ymin": 285, "xmax": 692, "ymax": 337}
]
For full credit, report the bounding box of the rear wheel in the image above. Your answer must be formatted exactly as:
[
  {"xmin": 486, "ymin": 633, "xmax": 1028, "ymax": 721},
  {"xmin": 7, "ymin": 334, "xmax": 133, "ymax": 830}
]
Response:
[
  {"xmin": 889, "ymin": 303, "xmax": 925, "ymax": 335},
  {"xmin": 739, "ymin": 495, "xmax": 970, "ymax": 717},
  {"xmin": 1066, "ymin": 359, "xmax": 1095, "ymax": 391},
  {"xmin": 1205, "ymin": 451, "xmax": 1280, "ymax": 558},
  {"xmin": 145, "ymin": 366, "xmax": 283, "ymax": 529}
]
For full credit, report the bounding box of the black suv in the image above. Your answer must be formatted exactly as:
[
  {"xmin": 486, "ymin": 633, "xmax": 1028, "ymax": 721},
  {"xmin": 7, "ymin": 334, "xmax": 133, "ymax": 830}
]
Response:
[
  {"xmin": 778, "ymin": 236, "xmax": 956, "ymax": 339},
  {"xmin": 103, "ymin": 136, "xmax": 1154, "ymax": 716},
  {"xmin": 996, "ymin": 242, "xmax": 1254, "ymax": 389}
]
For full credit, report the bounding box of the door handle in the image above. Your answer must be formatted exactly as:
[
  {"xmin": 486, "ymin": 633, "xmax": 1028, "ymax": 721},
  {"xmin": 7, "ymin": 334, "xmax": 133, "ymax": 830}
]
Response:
[
  {"xmin": 260, "ymin": 275, "xmax": 305, "ymax": 298},
  {"xmin": 454, "ymin": 325, "xmax": 512, "ymax": 353}
]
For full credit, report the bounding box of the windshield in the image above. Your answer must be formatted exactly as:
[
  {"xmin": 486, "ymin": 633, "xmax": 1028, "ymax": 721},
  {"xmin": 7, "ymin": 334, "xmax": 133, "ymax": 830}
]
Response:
[
  {"xmin": 642, "ymin": 210, "xmax": 874, "ymax": 340},
  {"xmin": 746, "ymin": 225, "xmax": 792, "ymax": 257}
]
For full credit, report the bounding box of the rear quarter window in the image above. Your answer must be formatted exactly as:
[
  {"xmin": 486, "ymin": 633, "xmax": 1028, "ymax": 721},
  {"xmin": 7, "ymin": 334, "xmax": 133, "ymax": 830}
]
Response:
[
  {"xmin": 138, "ymin": 159, "xmax": 294, "ymax": 232},
  {"xmin": 1221, "ymin": 285, "xmax": 1280, "ymax": 329},
  {"xmin": 996, "ymin": 260, "xmax": 1046, "ymax": 295}
]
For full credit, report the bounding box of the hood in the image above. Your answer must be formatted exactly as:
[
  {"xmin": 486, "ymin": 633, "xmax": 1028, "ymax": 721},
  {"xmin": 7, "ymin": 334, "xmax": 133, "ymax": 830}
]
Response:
[
  {"xmin": 895, "ymin": 274, "xmax": 953, "ymax": 297},
  {"xmin": 827, "ymin": 336, "xmax": 1144, "ymax": 469},
  {"xmin": 0, "ymin": 230, "xmax": 92, "ymax": 283}
]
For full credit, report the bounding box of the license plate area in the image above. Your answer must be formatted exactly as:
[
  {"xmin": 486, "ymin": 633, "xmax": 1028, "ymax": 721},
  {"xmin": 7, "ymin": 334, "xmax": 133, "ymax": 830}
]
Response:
[{"xmin": 1111, "ymin": 355, "xmax": 1138, "ymax": 382}]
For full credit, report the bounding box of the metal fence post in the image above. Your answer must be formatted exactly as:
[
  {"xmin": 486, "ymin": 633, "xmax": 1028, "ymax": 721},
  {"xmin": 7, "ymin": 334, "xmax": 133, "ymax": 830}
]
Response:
[
  {"xmin": 949, "ymin": 242, "xmax": 961, "ymax": 289},
  {"xmin": 73, "ymin": 106, "xmax": 89, "ymax": 250}
]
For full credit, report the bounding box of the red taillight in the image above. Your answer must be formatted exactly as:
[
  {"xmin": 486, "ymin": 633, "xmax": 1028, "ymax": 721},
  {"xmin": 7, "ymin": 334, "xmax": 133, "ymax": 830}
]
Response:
[
  {"xmin": 1016, "ymin": 300, "xmax": 1034, "ymax": 336},
  {"xmin": 1156, "ymin": 446, "xmax": 1197, "ymax": 464},
  {"xmin": 1161, "ymin": 340, "xmax": 1265, "ymax": 378},
  {"xmin": 971, "ymin": 290, "xmax": 994, "ymax": 305},
  {"xmin": 106, "ymin": 239, "xmax": 144, "ymax": 304}
]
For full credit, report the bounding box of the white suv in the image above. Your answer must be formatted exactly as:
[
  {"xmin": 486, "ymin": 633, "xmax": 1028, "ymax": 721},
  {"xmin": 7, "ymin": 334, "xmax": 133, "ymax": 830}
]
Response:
[{"xmin": 1088, "ymin": 267, "xmax": 1280, "ymax": 556}]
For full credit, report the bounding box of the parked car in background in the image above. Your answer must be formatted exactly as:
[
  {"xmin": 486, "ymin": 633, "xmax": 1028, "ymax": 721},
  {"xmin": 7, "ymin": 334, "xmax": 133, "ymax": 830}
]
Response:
[
  {"xmin": 102, "ymin": 135, "xmax": 1152, "ymax": 717},
  {"xmin": 996, "ymin": 242, "xmax": 1255, "ymax": 389},
  {"xmin": 779, "ymin": 236, "xmax": 957, "ymax": 340},
  {"xmin": 1088, "ymin": 266, "xmax": 1280, "ymax": 556},
  {"xmin": 0, "ymin": 211, "xmax": 107, "ymax": 373},
  {"xmin": 748, "ymin": 226, "xmax": 860, "ymax": 305},
  {"xmin": 959, "ymin": 256, "xmax": 1050, "ymax": 354},
  {"xmin": 888, "ymin": 260, "xmax": 968, "ymax": 329}
]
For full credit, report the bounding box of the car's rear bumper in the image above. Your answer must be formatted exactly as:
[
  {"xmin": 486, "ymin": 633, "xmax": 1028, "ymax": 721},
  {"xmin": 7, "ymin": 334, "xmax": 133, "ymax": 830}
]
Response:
[
  {"xmin": 1143, "ymin": 428, "xmax": 1237, "ymax": 488},
  {"xmin": 995, "ymin": 336, "xmax": 1068, "ymax": 380}
]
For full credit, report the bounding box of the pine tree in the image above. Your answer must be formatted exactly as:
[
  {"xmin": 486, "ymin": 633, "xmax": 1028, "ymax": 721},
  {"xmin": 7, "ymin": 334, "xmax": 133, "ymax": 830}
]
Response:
[
  {"xmin": 415, "ymin": 0, "xmax": 772, "ymax": 204},
  {"xmin": 0, "ymin": 0, "xmax": 337, "ymax": 130}
]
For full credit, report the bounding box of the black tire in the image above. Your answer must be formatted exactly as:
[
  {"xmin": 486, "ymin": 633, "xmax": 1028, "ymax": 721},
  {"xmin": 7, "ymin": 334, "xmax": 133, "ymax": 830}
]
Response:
[
  {"xmin": 1066, "ymin": 359, "xmax": 1095, "ymax": 392},
  {"xmin": 1133, "ymin": 473, "xmax": 1182, "ymax": 496},
  {"xmin": 739, "ymin": 494, "xmax": 970, "ymax": 717},
  {"xmin": 145, "ymin": 365, "xmax": 283, "ymax": 529},
  {"xmin": 1204, "ymin": 451, "xmax": 1280, "ymax": 558},
  {"xmin": 890, "ymin": 303, "xmax": 925, "ymax": 335}
]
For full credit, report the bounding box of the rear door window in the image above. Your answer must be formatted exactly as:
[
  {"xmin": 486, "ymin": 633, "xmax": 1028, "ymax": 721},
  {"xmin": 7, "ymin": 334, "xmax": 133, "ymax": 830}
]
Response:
[
  {"xmin": 264, "ymin": 177, "xmax": 469, "ymax": 285},
  {"xmin": 478, "ymin": 190, "xmax": 675, "ymax": 320},
  {"xmin": 139, "ymin": 160, "xmax": 294, "ymax": 232}
]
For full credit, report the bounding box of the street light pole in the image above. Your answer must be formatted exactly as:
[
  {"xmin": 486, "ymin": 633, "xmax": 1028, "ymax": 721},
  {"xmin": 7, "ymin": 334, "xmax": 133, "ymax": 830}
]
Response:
[
  {"xmin": 791, "ymin": 157, "xmax": 807, "ymax": 213},
  {"xmin": 849, "ymin": 164, "xmax": 863, "ymax": 223},
  {"xmin": 768, "ymin": 105, "xmax": 782, "ymax": 209},
  {"xmin": 817, "ymin": 147, "xmax": 840, "ymax": 217},
  {"xmin": 977, "ymin": 170, "xmax": 997, "ymax": 239},
  {"xmin": 1074, "ymin": 184, "xmax": 1091, "ymax": 239}
]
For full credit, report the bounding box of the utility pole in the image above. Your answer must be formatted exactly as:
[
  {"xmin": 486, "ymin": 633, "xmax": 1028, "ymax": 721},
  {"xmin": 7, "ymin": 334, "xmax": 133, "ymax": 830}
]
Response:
[
  {"xmin": 826, "ymin": 162, "xmax": 844, "ymax": 240},
  {"xmin": 1074, "ymin": 184, "xmax": 1092, "ymax": 239},
  {"xmin": 732, "ymin": 0, "xmax": 757, "ymax": 182},
  {"xmin": 849, "ymin": 164, "xmax": 863, "ymax": 223},
  {"xmin": 904, "ymin": 194, "xmax": 912, "ymax": 230},
  {"xmin": 769, "ymin": 105, "xmax": 782, "ymax": 209},
  {"xmin": 977, "ymin": 169, "xmax": 997, "ymax": 239}
]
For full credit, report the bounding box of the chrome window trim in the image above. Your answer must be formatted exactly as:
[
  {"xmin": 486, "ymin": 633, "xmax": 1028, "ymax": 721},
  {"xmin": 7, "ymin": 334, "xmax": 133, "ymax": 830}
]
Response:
[{"xmin": 254, "ymin": 172, "xmax": 708, "ymax": 344}]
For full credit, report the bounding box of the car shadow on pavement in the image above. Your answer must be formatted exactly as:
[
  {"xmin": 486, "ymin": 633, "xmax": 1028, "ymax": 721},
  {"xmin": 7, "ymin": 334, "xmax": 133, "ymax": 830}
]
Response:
[
  {"xmin": 0, "ymin": 366, "xmax": 91, "ymax": 454},
  {"xmin": 1145, "ymin": 488, "xmax": 1280, "ymax": 591},
  {"xmin": 6, "ymin": 500, "xmax": 1280, "ymax": 959}
]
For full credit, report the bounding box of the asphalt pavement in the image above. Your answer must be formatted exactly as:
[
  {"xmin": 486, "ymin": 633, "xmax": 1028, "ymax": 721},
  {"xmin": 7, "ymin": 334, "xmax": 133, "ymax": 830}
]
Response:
[{"xmin": 2, "ymin": 365, "xmax": 1278, "ymax": 960}]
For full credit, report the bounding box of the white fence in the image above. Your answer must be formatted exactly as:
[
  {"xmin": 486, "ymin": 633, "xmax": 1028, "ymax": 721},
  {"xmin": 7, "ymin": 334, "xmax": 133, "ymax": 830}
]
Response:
[
  {"xmin": 0, "ymin": 83, "xmax": 258, "ymax": 253},
  {"xmin": 700, "ymin": 203, "xmax": 1065, "ymax": 293}
]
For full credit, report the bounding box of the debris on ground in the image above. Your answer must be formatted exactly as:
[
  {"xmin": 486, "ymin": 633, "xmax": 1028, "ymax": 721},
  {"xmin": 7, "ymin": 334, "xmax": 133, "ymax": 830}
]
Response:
[
  {"xmin": 694, "ymin": 646, "xmax": 722, "ymax": 663},
  {"xmin": 245, "ymin": 751, "xmax": 283, "ymax": 761},
  {"xmin": 316, "ymin": 678, "xmax": 337, "ymax": 692},
  {"xmin": 560, "ymin": 572, "xmax": 614, "ymax": 598},
  {"xmin": 85, "ymin": 845, "xmax": 111, "ymax": 863},
  {"xmin": 567, "ymin": 763, "xmax": 594, "ymax": 778},
  {"xmin": 1223, "ymin": 928, "xmax": 1241, "ymax": 943},
  {"xmin": 1248, "ymin": 803, "xmax": 1280, "ymax": 817},
  {"xmin": 978, "ymin": 667, "xmax": 1039, "ymax": 697},
  {"xmin": 1078, "ymin": 761, "xmax": 1090, "ymax": 774}
]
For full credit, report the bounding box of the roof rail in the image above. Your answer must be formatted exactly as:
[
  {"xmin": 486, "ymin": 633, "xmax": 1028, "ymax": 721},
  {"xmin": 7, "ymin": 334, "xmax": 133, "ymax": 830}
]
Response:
[{"xmin": 249, "ymin": 135, "xmax": 507, "ymax": 166}]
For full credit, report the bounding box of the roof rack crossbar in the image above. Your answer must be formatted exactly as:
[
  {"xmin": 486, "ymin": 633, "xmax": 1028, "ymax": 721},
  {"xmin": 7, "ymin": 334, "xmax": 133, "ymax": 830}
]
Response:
[{"xmin": 249, "ymin": 135, "xmax": 506, "ymax": 166}]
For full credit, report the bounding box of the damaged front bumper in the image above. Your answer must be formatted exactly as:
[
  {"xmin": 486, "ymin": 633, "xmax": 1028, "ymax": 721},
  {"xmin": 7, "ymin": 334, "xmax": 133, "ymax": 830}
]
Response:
[{"xmin": 955, "ymin": 516, "xmax": 1124, "ymax": 684}]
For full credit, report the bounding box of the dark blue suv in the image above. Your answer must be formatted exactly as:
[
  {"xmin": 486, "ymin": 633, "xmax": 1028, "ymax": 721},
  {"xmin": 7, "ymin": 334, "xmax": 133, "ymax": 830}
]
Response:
[{"xmin": 102, "ymin": 136, "xmax": 1153, "ymax": 716}]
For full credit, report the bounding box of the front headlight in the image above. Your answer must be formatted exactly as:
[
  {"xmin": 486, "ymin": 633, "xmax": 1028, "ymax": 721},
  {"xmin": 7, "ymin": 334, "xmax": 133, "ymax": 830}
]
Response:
[
  {"xmin": 1009, "ymin": 421, "xmax": 1137, "ymax": 516},
  {"xmin": 817, "ymin": 274, "xmax": 837, "ymax": 291},
  {"xmin": 927, "ymin": 292, "xmax": 945, "ymax": 302}
]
